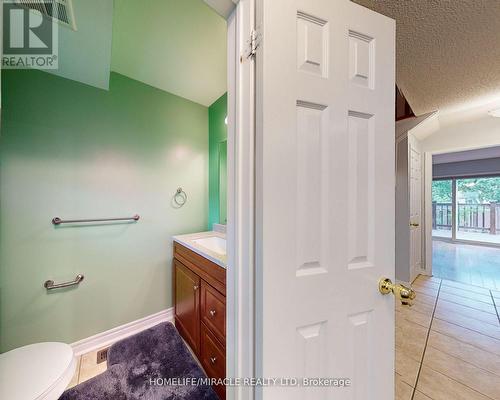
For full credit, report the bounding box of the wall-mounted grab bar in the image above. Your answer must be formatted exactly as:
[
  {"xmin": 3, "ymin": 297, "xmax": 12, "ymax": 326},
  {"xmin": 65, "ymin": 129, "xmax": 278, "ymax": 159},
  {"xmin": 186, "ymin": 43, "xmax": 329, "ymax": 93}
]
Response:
[
  {"xmin": 52, "ymin": 215, "xmax": 140, "ymax": 225},
  {"xmin": 44, "ymin": 274, "xmax": 84, "ymax": 290}
]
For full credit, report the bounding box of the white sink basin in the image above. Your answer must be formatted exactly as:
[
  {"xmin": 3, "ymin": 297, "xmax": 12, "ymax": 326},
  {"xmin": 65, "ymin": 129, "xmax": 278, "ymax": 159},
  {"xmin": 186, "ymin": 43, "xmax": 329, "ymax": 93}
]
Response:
[{"xmin": 193, "ymin": 236, "xmax": 226, "ymax": 255}]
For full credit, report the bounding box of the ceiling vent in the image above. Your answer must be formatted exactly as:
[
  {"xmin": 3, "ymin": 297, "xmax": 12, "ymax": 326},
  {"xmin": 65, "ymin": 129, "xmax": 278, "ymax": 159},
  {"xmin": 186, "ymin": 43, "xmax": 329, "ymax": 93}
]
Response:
[{"xmin": 16, "ymin": 0, "xmax": 77, "ymax": 31}]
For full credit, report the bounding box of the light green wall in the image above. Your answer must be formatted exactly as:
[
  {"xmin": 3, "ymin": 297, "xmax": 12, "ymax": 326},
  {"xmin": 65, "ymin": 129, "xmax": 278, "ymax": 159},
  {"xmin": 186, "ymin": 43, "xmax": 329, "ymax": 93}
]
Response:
[
  {"xmin": 0, "ymin": 70, "xmax": 209, "ymax": 352},
  {"xmin": 48, "ymin": 0, "xmax": 114, "ymax": 90},
  {"xmin": 208, "ymin": 93, "xmax": 227, "ymax": 229}
]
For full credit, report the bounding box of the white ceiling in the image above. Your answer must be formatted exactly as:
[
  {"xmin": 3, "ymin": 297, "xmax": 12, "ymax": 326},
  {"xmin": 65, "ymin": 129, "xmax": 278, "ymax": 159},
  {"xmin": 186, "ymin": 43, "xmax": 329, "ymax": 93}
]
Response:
[
  {"xmin": 112, "ymin": 0, "xmax": 227, "ymax": 107},
  {"xmin": 203, "ymin": 0, "xmax": 236, "ymax": 19},
  {"xmin": 352, "ymin": 0, "xmax": 500, "ymax": 116},
  {"xmin": 433, "ymin": 145, "xmax": 500, "ymax": 164}
]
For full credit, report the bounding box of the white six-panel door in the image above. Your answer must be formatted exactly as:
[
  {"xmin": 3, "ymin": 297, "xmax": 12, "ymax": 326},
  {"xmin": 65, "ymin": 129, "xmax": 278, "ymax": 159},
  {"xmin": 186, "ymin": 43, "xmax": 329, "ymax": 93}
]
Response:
[{"xmin": 255, "ymin": 0, "xmax": 395, "ymax": 398}]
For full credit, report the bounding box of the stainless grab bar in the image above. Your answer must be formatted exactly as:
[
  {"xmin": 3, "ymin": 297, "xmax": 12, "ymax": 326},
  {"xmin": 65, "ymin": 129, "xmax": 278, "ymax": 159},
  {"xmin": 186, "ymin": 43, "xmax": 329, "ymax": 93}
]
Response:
[
  {"xmin": 52, "ymin": 215, "xmax": 140, "ymax": 225},
  {"xmin": 44, "ymin": 274, "xmax": 84, "ymax": 290}
]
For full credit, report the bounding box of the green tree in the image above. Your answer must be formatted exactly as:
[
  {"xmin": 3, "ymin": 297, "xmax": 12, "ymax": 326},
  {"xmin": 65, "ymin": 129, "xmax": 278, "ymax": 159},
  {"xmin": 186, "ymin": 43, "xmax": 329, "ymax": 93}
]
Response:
[
  {"xmin": 457, "ymin": 178, "xmax": 500, "ymax": 203},
  {"xmin": 432, "ymin": 177, "xmax": 500, "ymax": 204},
  {"xmin": 432, "ymin": 180, "xmax": 452, "ymax": 202}
]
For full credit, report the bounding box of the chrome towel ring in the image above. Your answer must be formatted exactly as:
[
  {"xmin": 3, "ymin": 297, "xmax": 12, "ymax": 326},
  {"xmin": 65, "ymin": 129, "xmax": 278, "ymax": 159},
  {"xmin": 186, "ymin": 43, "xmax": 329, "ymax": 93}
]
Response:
[{"xmin": 174, "ymin": 187, "xmax": 187, "ymax": 207}]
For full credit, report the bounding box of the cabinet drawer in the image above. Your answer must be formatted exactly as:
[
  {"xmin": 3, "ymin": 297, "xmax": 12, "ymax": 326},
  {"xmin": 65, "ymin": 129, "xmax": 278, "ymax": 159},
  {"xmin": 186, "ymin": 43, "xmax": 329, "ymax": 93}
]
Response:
[
  {"xmin": 201, "ymin": 281, "xmax": 226, "ymax": 343},
  {"xmin": 200, "ymin": 323, "xmax": 225, "ymax": 399}
]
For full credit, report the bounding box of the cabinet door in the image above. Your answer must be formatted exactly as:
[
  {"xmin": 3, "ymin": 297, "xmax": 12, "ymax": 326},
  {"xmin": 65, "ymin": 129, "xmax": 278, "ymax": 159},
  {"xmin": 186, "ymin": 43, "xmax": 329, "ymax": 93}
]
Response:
[{"xmin": 174, "ymin": 260, "xmax": 200, "ymax": 354}]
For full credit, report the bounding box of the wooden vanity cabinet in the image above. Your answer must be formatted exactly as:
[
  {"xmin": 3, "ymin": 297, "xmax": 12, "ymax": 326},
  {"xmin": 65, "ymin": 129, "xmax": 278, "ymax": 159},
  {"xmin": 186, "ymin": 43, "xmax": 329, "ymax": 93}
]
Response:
[{"xmin": 173, "ymin": 242, "xmax": 226, "ymax": 400}]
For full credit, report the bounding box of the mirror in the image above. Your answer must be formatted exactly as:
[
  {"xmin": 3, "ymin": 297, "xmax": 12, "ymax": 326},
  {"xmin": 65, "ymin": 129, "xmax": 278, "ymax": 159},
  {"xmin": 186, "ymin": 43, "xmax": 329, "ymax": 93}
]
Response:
[
  {"xmin": 208, "ymin": 93, "xmax": 227, "ymax": 229},
  {"xmin": 218, "ymin": 140, "xmax": 227, "ymax": 224}
]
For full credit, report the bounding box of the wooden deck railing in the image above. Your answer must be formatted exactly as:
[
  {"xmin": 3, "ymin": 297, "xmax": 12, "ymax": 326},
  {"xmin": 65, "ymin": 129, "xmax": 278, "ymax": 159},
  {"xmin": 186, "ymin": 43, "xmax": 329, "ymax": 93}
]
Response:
[
  {"xmin": 433, "ymin": 203, "xmax": 453, "ymax": 230},
  {"xmin": 432, "ymin": 202, "xmax": 500, "ymax": 234}
]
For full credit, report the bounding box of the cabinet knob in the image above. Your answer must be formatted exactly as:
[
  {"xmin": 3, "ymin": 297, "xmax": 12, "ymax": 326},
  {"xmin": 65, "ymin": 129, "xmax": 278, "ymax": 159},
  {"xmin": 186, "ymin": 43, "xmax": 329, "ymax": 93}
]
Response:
[
  {"xmin": 193, "ymin": 285, "xmax": 199, "ymax": 291},
  {"xmin": 210, "ymin": 356, "xmax": 217, "ymax": 364},
  {"xmin": 209, "ymin": 310, "xmax": 216, "ymax": 317}
]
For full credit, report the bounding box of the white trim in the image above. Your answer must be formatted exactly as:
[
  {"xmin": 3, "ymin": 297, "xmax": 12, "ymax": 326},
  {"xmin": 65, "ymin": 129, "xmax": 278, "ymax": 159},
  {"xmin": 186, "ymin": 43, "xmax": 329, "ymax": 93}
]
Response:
[
  {"xmin": 423, "ymin": 151, "xmax": 434, "ymax": 275},
  {"xmin": 203, "ymin": 2, "xmax": 254, "ymax": 400},
  {"xmin": 227, "ymin": 1, "xmax": 255, "ymax": 400},
  {"xmin": 226, "ymin": 9, "xmax": 237, "ymax": 396},
  {"xmin": 71, "ymin": 308, "xmax": 173, "ymax": 356}
]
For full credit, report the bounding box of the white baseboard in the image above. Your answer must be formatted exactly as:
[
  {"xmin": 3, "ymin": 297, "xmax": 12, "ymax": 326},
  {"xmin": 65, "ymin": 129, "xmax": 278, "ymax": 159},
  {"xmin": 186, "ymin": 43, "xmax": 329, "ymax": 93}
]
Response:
[{"xmin": 71, "ymin": 307, "xmax": 174, "ymax": 356}]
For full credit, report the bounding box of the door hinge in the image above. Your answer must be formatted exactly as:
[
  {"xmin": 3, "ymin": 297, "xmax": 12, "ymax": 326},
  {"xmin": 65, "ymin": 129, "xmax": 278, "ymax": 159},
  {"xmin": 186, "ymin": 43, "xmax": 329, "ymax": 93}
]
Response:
[{"xmin": 243, "ymin": 28, "xmax": 261, "ymax": 61}]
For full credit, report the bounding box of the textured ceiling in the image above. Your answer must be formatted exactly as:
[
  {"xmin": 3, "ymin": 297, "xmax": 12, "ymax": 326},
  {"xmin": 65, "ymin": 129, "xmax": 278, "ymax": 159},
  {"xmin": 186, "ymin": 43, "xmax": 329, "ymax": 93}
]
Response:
[
  {"xmin": 112, "ymin": 0, "xmax": 227, "ymax": 106},
  {"xmin": 352, "ymin": 0, "xmax": 500, "ymax": 115}
]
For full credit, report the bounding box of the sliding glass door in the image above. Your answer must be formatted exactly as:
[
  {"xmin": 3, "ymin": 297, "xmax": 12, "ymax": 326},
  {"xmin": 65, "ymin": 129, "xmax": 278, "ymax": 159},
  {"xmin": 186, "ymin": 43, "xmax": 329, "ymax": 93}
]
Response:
[
  {"xmin": 456, "ymin": 177, "xmax": 500, "ymax": 244},
  {"xmin": 432, "ymin": 176, "xmax": 500, "ymax": 245},
  {"xmin": 432, "ymin": 179, "xmax": 453, "ymax": 238}
]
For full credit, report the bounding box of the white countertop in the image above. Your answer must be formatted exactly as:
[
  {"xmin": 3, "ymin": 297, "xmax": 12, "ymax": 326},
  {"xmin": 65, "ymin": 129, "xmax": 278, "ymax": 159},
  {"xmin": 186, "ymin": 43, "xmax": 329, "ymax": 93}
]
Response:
[{"xmin": 173, "ymin": 230, "xmax": 226, "ymax": 268}]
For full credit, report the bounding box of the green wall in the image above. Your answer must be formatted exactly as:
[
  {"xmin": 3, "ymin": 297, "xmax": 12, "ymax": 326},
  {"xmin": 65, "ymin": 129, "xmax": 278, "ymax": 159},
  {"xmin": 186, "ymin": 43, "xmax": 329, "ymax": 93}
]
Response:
[
  {"xmin": 0, "ymin": 70, "xmax": 209, "ymax": 352},
  {"xmin": 208, "ymin": 93, "xmax": 228, "ymax": 229}
]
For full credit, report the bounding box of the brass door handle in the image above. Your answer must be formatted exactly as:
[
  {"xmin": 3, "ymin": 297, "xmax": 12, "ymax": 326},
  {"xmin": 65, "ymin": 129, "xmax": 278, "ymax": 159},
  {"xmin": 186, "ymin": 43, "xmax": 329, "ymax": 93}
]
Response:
[
  {"xmin": 409, "ymin": 222, "xmax": 419, "ymax": 227},
  {"xmin": 379, "ymin": 278, "xmax": 416, "ymax": 306}
]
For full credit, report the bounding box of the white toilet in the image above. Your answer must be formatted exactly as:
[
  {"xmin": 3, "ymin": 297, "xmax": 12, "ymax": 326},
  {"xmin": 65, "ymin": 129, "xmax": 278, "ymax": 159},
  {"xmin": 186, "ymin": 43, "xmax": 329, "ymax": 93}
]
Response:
[{"xmin": 0, "ymin": 342, "xmax": 76, "ymax": 400}]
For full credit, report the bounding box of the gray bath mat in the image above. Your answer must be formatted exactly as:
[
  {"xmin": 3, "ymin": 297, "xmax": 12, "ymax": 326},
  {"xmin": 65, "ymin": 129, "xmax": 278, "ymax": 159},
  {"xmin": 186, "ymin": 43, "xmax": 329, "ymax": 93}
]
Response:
[{"xmin": 60, "ymin": 322, "xmax": 218, "ymax": 400}]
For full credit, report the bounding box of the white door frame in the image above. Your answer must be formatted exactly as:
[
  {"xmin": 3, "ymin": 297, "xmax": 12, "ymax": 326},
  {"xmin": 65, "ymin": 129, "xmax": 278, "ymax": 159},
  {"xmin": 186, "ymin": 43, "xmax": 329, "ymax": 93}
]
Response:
[
  {"xmin": 423, "ymin": 151, "xmax": 434, "ymax": 276},
  {"xmin": 409, "ymin": 134, "xmax": 423, "ymax": 282},
  {"xmin": 395, "ymin": 133, "xmax": 411, "ymax": 284},
  {"xmin": 206, "ymin": 1, "xmax": 256, "ymax": 399}
]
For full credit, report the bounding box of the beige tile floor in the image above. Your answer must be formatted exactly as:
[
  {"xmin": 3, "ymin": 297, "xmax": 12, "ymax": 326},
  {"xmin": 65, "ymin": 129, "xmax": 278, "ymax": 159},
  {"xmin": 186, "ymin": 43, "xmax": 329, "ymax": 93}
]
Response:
[
  {"xmin": 67, "ymin": 346, "xmax": 109, "ymax": 389},
  {"xmin": 396, "ymin": 275, "xmax": 500, "ymax": 400}
]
